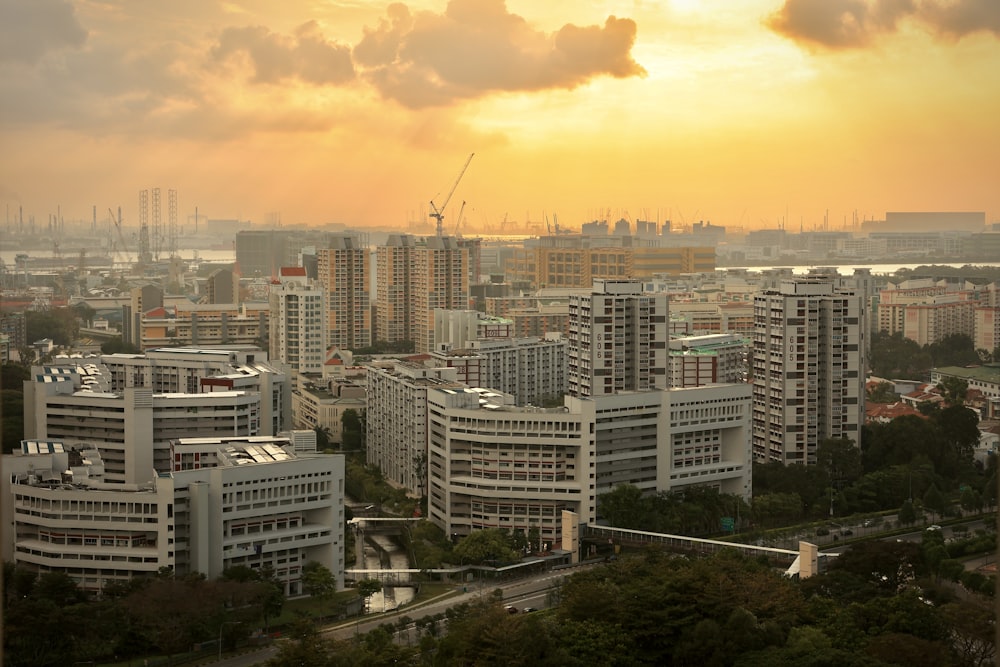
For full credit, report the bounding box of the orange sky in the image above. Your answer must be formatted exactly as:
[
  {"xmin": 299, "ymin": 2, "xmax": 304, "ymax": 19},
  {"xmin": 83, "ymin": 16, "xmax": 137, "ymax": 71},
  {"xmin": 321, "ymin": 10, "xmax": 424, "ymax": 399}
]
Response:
[{"xmin": 1, "ymin": 0, "xmax": 998, "ymax": 235}]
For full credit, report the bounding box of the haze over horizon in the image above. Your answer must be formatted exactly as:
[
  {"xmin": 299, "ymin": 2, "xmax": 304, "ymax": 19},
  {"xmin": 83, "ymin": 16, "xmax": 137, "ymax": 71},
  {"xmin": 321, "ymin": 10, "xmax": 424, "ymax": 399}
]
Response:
[{"xmin": 1, "ymin": 0, "xmax": 998, "ymax": 233}]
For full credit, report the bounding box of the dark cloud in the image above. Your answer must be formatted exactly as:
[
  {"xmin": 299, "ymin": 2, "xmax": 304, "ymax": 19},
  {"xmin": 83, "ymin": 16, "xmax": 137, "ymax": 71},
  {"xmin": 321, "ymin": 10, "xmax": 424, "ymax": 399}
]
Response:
[
  {"xmin": 212, "ymin": 20, "xmax": 354, "ymax": 85},
  {"xmin": 920, "ymin": 0, "xmax": 1000, "ymax": 38},
  {"xmin": 768, "ymin": 0, "xmax": 1000, "ymax": 49},
  {"xmin": 0, "ymin": 0, "xmax": 87, "ymax": 64},
  {"xmin": 354, "ymin": 0, "xmax": 646, "ymax": 108},
  {"xmin": 766, "ymin": 0, "xmax": 913, "ymax": 49}
]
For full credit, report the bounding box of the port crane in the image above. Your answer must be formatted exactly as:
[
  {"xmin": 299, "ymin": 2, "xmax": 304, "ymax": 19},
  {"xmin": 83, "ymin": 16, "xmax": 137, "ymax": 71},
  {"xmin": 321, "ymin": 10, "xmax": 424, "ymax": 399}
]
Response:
[{"xmin": 429, "ymin": 152, "xmax": 474, "ymax": 237}]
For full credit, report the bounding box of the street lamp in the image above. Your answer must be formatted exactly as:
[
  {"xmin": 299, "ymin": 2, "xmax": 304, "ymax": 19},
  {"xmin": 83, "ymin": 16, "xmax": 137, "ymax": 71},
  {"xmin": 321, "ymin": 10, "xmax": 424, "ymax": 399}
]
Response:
[{"xmin": 218, "ymin": 621, "xmax": 240, "ymax": 661}]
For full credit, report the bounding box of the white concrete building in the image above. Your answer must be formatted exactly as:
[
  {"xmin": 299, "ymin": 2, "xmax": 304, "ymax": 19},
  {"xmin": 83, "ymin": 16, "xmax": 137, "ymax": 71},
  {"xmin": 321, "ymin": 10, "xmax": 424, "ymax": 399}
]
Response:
[
  {"xmin": 365, "ymin": 362, "xmax": 463, "ymax": 496},
  {"xmin": 668, "ymin": 333, "xmax": 748, "ymax": 388},
  {"xmin": 570, "ymin": 390, "xmax": 669, "ymax": 497},
  {"xmin": 100, "ymin": 347, "xmax": 290, "ymax": 435},
  {"xmin": 292, "ymin": 381, "xmax": 366, "ymax": 445},
  {"xmin": 424, "ymin": 384, "xmax": 753, "ymax": 539},
  {"xmin": 667, "ymin": 384, "xmax": 753, "ymax": 498},
  {"xmin": 269, "ymin": 267, "xmax": 327, "ymax": 374},
  {"xmin": 2, "ymin": 438, "xmax": 345, "ymax": 596},
  {"xmin": 430, "ymin": 334, "xmax": 567, "ymax": 406},
  {"xmin": 432, "ymin": 309, "xmax": 514, "ymax": 351},
  {"xmin": 24, "ymin": 368, "xmax": 265, "ymax": 484},
  {"xmin": 752, "ymin": 278, "xmax": 866, "ymax": 465},
  {"xmin": 568, "ymin": 279, "xmax": 669, "ymax": 397},
  {"xmin": 426, "ymin": 387, "xmax": 595, "ymax": 547}
]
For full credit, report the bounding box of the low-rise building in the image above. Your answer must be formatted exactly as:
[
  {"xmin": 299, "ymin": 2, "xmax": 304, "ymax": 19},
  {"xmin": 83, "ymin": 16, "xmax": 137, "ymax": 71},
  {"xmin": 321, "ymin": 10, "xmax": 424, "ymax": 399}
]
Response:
[{"xmin": 1, "ymin": 437, "xmax": 345, "ymax": 596}]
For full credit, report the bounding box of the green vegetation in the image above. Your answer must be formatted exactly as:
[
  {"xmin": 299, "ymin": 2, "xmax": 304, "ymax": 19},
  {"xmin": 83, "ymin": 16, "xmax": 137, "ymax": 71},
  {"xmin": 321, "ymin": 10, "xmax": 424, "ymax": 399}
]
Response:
[
  {"xmin": 1, "ymin": 362, "xmax": 29, "ymax": 453},
  {"xmin": 894, "ymin": 264, "xmax": 1000, "ymax": 283},
  {"xmin": 24, "ymin": 307, "xmax": 82, "ymax": 347},
  {"xmin": 869, "ymin": 331, "xmax": 983, "ymax": 379},
  {"xmin": 352, "ymin": 340, "xmax": 415, "ymax": 356},
  {"xmin": 100, "ymin": 337, "xmax": 141, "ymax": 354},
  {"xmin": 265, "ymin": 544, "xmax": 995, "ymax": 666}
]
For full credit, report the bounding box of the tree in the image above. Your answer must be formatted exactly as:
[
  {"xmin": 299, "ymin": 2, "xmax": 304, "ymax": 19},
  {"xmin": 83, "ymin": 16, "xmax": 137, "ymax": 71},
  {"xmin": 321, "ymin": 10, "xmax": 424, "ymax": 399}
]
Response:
[
  {"xmin": 100, "ymin": 337, "xmax": 140, "ymax": 354},
  {"xmin": 936, "ymin": 376, "xmax": 969, "ymax": 406},
  {"xmin": 452, "ymin": 528, "xmax": 520, "ymax": 565},
  {"xmin": 898, "ymin": 499, "xmax": 917, "ymax": 525},
  {"xmin": 1, "ymin": 389, "xmax": 25, "ymax": 454},
  {"xmin": 922, "ymin": 484, "xmax": 947, "ymax": 516},
  {"xmin": 816, "ymin": 437, "xmax": 863, "ymax": 486},
  {"xmin": 341, "ymin": 408, "xmax": 364, "ymax": 453},
  {"xmin": 301, "ymin": 561, "xmax": 337, "ymax": 600},
  {"xmin": 265, "ymin": 618, "xmax": 336, "ymax": 667},
  {"xmin": 598, "ymin": 483, "xmax": 647, "ymax": 528},
  {"xmin": 866, "ymin": 381, "xmax": 898, "ymax": 404},
  {"xmin": 313, "ymin": 425, "xmax": 332, "ymax": 451}
]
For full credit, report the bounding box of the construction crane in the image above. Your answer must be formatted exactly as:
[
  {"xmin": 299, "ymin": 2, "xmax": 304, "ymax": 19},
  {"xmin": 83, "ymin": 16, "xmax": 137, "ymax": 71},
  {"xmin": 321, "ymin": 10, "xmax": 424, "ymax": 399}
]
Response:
[
  {"xmin": 429, "ymin": 152, "xmax": 474, "ymax": 237},
  {"xmin": 452, "ymin": 200, "xmax": 467, "ymax": 236},
  {"xmin": 109, "ymin": 207, "xmax": 133, "ymax": 272}
]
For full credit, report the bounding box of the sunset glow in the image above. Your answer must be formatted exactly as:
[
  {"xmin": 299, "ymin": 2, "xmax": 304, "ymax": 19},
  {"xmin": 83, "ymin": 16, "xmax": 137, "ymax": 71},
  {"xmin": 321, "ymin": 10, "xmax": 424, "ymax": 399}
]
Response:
[{"xmin": 1, "ymin": 0, "xmax": 998, "ymax": 233}]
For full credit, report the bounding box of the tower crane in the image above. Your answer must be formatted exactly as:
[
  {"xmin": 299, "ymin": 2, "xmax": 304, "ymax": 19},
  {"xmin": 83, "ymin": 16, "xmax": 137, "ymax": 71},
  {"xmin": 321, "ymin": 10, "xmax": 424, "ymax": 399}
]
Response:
[
  {"xmin": 109, "ymin": 207, "xmax": 134, "ymax": 272},
  {"xmin": 452, "ymin": 200, "xmax": 467, "ymax": 236},
  {"xmin": 429, "ymin": 152, "xmax": 474, "ymax": 237}
]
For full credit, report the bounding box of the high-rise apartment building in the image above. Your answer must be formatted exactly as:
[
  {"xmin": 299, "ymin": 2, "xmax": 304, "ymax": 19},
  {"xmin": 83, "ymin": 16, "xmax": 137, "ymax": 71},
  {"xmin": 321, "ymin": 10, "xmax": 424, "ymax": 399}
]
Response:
[
  {"xmin": 413, "ymin": 236, "xmax": 468, "ymax": 353},
  {"xmin": 269, "ymin": 266, "xmax": 326, "ymax": 374},
  {"xmin": 318, "ymin": 235, "xmax": 371, "ymax": 350},
  {"xmin": 752, "ymin": 278, "xmax": 866, "ymax": 465},
  {"xmin": 430, "ymin": 334, "xmax": 567, "ymax": 407},
  {"xmin": 366, "ymin": 362, "xmax": 463, "ymax": 496},
  {"xmin": 375, "ymin": 235, "xmax": 469, "ymax": 352},
  {"xmin": 376, "ymin": 234, "xmax": 416, "ymax": 345},
  {"xmin": 567, "ymin": 279, "xmax": 668, "ymax": 397}
]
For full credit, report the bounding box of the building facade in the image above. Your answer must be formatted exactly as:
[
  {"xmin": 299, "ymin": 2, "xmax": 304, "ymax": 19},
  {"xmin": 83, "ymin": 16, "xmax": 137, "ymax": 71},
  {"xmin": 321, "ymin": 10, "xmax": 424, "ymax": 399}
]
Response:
[
  {"xmin": 666, "ymin": 384, "xmax": 753, "ymax": 498},
  {"xmin": 365, "ymin": 362, "xmax": 463, "ymax": 496},
  {"xmin": 430, "ymin": 334, "xmax": 567, "ymax": 407},
  {"xmin": 99, "ymin": 347, "xmax": 289, "ymax": 436},
  {"xmin": 506, "ymin": 237, "xmax": 715, "ymax": 289},
  {"xmin": 413, "ymin": 236, "xmax": 469, "ymax": 353},
  {"xmin": 567, "ymin": 279, "xmax": 669, "ymax": 398},
  {"xmin": 318, "ymin": 235, "xmax": 371, "ymax": 350},
  {"xmin": 269, "ymin": 267, "xmax": 327, "ymax": 374},
  {"xmin": 2, "ymin": 437, "xmax": 345, "ymax": 595},
  {"xmin": 752, "ymin": 278, "xmax": 866, "ymax": 464},
  {"xmin": 426, "ymin": 387, "xmax": 595, "ymax": 547},
  {"xmin": 375, "ymin": 234, "xmax": 416, "ymax": 344},
  {"xmin": 668, "ymin": 333, "xmax": 749, "ymax": 388}
]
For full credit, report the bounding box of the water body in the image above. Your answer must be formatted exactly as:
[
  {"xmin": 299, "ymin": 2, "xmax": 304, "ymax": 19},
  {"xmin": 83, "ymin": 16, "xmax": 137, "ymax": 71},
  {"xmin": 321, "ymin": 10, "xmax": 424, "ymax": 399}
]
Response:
[
  {"xmin": 362, "ymin": 534, "xmax": 414, "ymax": 614},
  {"xmin": 721, "ymin": 262, "xmax": 1000, "ymax": 276}
]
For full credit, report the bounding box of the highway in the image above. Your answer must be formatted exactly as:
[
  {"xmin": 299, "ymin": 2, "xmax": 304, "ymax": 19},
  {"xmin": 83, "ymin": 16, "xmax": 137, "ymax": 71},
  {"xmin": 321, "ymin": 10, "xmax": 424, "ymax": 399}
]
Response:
[{"xmin": 209, "ymin": 564, "xmax": 583, "ymax": 665}]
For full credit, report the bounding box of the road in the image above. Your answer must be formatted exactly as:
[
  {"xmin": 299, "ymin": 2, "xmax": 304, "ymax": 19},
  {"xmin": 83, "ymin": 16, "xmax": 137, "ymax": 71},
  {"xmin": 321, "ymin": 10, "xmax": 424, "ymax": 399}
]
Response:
[{"xmin": 209, "ymin": 565, "xmax": 582, "ymax": 665}]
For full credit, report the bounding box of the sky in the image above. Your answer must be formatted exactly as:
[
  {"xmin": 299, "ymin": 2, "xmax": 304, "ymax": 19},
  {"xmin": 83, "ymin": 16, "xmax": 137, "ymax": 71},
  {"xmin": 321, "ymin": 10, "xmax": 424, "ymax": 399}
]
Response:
[{"xmin": 1, "ymin": 0, "xmax": 998, "ymax": 235}]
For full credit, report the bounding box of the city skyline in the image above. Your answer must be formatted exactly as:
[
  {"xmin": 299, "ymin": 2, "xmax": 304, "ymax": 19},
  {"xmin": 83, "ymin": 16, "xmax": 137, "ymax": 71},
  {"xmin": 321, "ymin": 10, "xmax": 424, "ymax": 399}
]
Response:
[{"xmin": 1, "ymin": 0, "xmax": 998, "ymax": 232}]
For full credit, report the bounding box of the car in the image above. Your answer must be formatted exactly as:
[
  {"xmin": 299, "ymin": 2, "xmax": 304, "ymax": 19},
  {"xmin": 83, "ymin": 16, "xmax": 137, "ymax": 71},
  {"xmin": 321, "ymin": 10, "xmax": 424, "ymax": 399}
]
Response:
[
  {"xmin": 522, "ymin": 607, "xmax": 538, "ymax": 613},
  {"xmin": 504, "ymin": 605, "xmax": 518, "ymax": 614},
  {"xmin": 926, "ymin": 524, "xmax": 942, "ymax": 531}
]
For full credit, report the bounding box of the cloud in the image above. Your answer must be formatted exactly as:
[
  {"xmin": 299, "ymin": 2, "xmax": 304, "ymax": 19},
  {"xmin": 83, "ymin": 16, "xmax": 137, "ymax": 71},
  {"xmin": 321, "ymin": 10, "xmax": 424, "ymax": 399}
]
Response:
[
  {"xmin": 920, "ymin": 0, "xmax": 1000, "ymax": 38},
  {"xmin": 767, "ymin": 0, "xmax": 1000, "ymax": 49},
  {"xmin": 212, "ymin": 20, "xmax": 354, "ymax": 85},
  {"xmin": 766, "ymin": 0, "xmax": 914, "ymax": 49},
  {"xmin": 354, "ymin": 0, "xmax": 646, "ymax": 108},
  {"xmin": 0, "ymin": 0, "xmax": 87, "ymax": 64}
]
